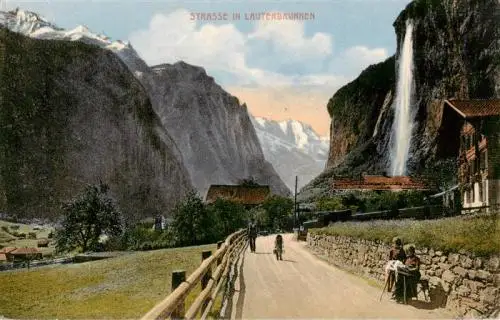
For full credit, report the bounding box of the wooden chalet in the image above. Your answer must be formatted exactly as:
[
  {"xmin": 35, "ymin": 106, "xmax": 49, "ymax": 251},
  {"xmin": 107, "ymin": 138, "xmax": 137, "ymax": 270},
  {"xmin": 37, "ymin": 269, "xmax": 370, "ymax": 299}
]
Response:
[
  {"xmin": 442, "ymin": 99, "xmax": 500, "ymax": 209},
  {"xmin": 10, "ymin": 247, "xmax": 42, "ymax": 261},
  {"xmin": 0, "ymin": 246, "xmax": 42, "ymax": 262},
  {"xmin": 205, "ymin": 185, "xmax": 271, "ymax": 208},
  {"xmin": 331, "ymin": 174, "xmax": 429, "ymax": 191}
]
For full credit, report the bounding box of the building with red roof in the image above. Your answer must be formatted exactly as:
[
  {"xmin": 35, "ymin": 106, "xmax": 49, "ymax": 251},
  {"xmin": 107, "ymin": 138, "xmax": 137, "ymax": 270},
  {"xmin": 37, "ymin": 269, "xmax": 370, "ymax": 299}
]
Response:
[{"xmin": 331, "ymin": 174, "xmax": 429, "ymax": 191}]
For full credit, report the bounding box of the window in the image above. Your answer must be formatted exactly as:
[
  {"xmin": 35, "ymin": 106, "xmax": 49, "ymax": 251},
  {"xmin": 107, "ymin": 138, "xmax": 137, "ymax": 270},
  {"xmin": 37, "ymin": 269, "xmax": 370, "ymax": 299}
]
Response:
[
  {"xmin": 479, "ymin": 183, "xmax": 483, "ymax": 203},
  {"xmin": 483, "ymin": 151, "xmax": 488, "ymax": 170},
  {"xmin": 483, "ymin": 180, "xmax": 488, "ymax": 203}
]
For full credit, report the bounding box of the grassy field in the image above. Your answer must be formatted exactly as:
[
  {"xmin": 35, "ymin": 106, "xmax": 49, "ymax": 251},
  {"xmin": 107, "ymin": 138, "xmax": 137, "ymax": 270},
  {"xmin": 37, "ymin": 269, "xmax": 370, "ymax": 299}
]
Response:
[
  {"xmin": 0, "ymin": 243, "xmax": 220, "ymax": 319},
  {"xmin": 0, "ymin": 220, "xmax": 55, "ymax": 256},
  {"xmin": 310, "ymin": 214, "xmax": 500, "ymax": 257}
]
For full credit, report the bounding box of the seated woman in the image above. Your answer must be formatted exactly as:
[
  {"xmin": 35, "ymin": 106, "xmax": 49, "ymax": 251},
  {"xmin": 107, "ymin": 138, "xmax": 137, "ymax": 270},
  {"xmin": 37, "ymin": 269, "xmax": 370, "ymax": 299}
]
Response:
[
  {"xmin": 386, "ymin": 237, "xmax": 406, "ymax": 295},
  {"xmin": 404, "ymin": 245, "xmax": 421, "ymax": 299}
]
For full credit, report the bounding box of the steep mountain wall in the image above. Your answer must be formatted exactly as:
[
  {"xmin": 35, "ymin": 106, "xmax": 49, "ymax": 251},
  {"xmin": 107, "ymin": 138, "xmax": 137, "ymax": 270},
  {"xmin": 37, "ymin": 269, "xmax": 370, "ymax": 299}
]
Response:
[
  {"xmin": 325, "ymin": 56, "xmax": 396, "ymax": 170},
  {"xmin": 300, "ymin": 0, "xmax": 500, "ymax": 201},
  {"xmin": 138, "ymin": 63, "xmax": 291, "ymax": 197},
  {"xmin": 0, "ymin": 28, "xmax": 192, "ymax": 220},
  {"xmin": 0, "ymin": 9, "xmax": 290, "ymax": 205},
  {"xmin": 395, "ymin": 0, "xmax": 500, "ymax": 172}
]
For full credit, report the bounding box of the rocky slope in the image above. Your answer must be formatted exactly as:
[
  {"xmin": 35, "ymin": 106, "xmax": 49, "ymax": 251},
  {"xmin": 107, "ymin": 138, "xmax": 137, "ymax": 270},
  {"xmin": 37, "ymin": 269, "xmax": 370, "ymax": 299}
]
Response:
[
  {"xmin": 300, "ymin": 0, "xmax": 500, "ymax": 201},
  {"xmin": 250, "ymin": 116, "xmax": 329, "ymax": 191},
  {"xmin": 0, "ymin": 9, "xmax": 289, "ymax": 203},
  {"xmin": 0, "ymin": 27, "xmax": 192, "ymax": 220},
  {"xmin": 137, "ymin": 63, "xmax": 290, "ymax": 197}
]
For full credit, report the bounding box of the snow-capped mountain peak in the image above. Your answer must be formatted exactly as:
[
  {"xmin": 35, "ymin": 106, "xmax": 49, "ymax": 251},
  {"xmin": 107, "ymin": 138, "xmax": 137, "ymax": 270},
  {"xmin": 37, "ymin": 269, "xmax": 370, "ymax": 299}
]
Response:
[
  {"xmin": 2, "ymin": 10, "xmax": 127, "ymax": 52},
  {"xmin": 252, "ymin": 117, "xmax": 329, "ymax": 154},
  {"xmin": 250, "ymin": 116, "xmax": 330, "ymax": 190},
  {"xmin": 0, "ymin": 9, "xmax": 151, "ymax": 74}
]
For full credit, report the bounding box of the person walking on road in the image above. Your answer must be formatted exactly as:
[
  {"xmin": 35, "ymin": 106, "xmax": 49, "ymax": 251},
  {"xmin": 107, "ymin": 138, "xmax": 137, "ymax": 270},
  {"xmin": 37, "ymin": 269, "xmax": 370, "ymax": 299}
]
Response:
[{"xmin": 248, "ymin": 219, "xmax": 258, "ymax": 253}]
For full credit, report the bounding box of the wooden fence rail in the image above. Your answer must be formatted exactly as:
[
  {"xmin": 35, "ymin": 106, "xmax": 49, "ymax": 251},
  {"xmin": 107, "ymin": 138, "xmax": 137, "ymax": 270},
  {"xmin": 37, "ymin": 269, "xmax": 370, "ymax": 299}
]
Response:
[{"xmin": 141, "ymin": 229, "xmax": 247, "ymax": 320}]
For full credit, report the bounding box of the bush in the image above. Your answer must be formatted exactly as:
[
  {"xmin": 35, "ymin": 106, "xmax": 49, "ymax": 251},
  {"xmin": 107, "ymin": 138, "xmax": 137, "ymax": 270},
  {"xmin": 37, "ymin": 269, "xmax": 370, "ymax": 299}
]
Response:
[
  {"xmin": 28, "ymin": 232, "xmax": 37, "ymax": 239},
  {"xmin": 9, "ymin": 225, "xmax": 20, "ymax": 231},
  {"xmin": 317, "ymin": 190, "xmax": 431, "ymax": 214},
  {"xmin": 37, "ymin": 239, "xmax": 50, "ymax": 247},
  {"xmin": 209, "ymin": 198, "xmax": 247, "ymax": 240},
  {"xmin": 106, "ymin": 224, "xmax": 175, "ymax": 251},
  {"xmin": 1, "ymin": 226, "xmax": 9, "ymax": 233},
  {"xmin": 261, "ymin": 195, "xmax": 294, "ymax": 230},
  {"xmin": 171, "ymin": 190, "xmax": 217, "ymax": 246}
]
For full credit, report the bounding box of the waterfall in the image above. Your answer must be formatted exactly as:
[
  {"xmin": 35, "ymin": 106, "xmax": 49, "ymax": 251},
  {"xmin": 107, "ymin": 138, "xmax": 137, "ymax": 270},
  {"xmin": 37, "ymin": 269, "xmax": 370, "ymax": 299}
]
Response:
[{"xmin": 390, "ymin": 21, "xmax": 415, "ymax": 176}]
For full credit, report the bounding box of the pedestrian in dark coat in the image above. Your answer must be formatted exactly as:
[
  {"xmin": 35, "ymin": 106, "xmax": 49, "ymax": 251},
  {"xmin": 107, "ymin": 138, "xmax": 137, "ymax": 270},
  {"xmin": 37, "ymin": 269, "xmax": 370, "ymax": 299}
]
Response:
[{"xmin": 248, "ymin": 220, "xmax": 258, "ymax": 253}]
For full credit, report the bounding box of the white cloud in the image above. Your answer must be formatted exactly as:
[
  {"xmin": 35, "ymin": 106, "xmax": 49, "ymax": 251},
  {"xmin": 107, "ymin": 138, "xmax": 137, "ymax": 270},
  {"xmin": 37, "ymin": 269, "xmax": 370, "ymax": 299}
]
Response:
[
  {"xmin": 329, "ymin": 46, "xmax": 389, "ymax": 77},
  {"xmin": 129, "ymin": 9, "xmax": 246, "ymax": 72},
  {"xmin": 128, "ymin": 9, "xmax": 387, "ymax": 89},
  {"xmin": 248, "ymin": 19, "xmax": 332, "ymax": 58},
  {"xmin": 345, "ymin": 46, "xmax": 388, "ymax": 64}
]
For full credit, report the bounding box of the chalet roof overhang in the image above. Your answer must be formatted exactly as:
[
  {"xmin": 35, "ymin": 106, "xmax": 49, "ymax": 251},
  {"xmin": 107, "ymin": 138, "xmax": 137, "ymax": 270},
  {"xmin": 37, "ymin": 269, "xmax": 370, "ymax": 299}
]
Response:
[{"xmin": 444, "ymin": 99, "xmax": 500, "ymax": 119}]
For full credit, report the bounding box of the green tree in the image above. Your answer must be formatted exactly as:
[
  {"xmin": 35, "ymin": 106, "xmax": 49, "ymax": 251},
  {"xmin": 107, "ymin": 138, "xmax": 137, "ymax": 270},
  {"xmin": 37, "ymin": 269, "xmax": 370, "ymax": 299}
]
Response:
[
  {"xmin": 238, "ymin": 177, "xmax": 260, "ymax": 187},
  {"xmin": 316, "ymin": 196, "xmax": 345, "ymax": 211},
  {"xmin": 249, "ymin": 206, "xmax": 268, "ymax": 228},
  {"xmin": 55, "ymin": 183, "xmax": 122, "ymax": 253},
  {"xmin": 171, "ymin": 190, "xmax": 215, "ymax": 246},
  {"xmin": 422, "ymin": 158, "xmax": 458, "ymax": 192},
  {"xmin": 210, "ymin": 198, "xmax": 247, "ymax": 239},
  {"xmin": 262, "ymin": 195, "xmax": 293, "ymax": 230}
]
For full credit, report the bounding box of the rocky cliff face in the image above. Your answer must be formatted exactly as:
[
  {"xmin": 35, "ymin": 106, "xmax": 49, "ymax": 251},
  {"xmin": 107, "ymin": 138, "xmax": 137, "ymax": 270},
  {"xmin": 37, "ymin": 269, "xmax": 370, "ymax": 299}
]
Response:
[
  {"xmin": 394, "ymin": 0, "xmax": 500, "ymax": 173},
  {"xmin": 0, "ymin": 28, "xmax": 192, "ymax": 219},
  {"xmin": 250, "ymin": 116, "xmax": 329, "ymax": 191},
  {"xmin": 0, "ymin": 9, "xmax": 290, "ymax": 212},
  {"xmin": 325, "ymin": 56, "xmax": 396, "ymax": 170},
  {"xmin": 300, "ymin": 0, "xmax": 500, "ymax": 201},
  {"xmin": 138, "ymin": 63, "xmax": 291, "ymax": 197}
]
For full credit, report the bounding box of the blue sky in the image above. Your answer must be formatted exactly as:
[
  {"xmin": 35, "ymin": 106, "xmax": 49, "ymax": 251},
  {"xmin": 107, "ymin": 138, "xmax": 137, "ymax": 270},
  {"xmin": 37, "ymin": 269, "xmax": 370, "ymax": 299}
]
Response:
[{"xmin": 5, "ymin": 0, "xmax": 411, "ymax": 135}]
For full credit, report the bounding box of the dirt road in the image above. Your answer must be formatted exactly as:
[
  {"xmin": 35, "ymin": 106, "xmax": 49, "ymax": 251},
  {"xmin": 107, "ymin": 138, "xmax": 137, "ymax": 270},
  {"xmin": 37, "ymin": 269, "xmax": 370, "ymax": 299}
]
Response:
[{"xmin": 237, "ymin": 234, "xmax": 453, "ymax": 319}]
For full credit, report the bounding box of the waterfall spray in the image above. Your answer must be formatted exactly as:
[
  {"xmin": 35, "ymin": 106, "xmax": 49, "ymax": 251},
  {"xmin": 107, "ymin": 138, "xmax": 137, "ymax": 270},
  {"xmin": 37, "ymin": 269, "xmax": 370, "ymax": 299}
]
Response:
[{"xmin": 390, "ymin": 20, "xmax": 415, "ymax": 176}]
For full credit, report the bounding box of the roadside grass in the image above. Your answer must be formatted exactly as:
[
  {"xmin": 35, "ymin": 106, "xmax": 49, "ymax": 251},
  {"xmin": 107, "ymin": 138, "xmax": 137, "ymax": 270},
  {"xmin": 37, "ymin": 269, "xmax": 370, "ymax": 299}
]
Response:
[
  {"xmin": 309, "ymin": 214, "xmax": 500, "ymax": 257},
  {"xmin": 0, "ymin": 243, "xmax": 217, "ymax": 319},
  {"xmin": 0, "ymin": 220, "xmax": 55, "ymax": 255}
]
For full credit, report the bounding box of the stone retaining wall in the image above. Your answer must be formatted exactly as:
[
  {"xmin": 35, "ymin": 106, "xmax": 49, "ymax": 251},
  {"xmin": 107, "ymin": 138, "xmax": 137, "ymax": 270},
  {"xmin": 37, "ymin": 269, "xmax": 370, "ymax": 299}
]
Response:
[{"xmin": 306, "ymin": 233, "xmax": 499, "ymax": 318}]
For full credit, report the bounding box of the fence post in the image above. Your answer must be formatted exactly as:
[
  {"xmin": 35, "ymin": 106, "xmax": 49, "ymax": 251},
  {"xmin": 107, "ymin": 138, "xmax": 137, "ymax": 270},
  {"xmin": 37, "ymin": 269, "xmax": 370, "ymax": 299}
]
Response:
[
  {"xmin": 217, "ymin": 241, "xmax": 223, "ymax": 265},
  {"xmin": 171, "ymin": 270, "xmax": 186, "ymax": 319},
  {"xmin": 201, "ymin": 250, "xmax": 212, "ymax": 313}
]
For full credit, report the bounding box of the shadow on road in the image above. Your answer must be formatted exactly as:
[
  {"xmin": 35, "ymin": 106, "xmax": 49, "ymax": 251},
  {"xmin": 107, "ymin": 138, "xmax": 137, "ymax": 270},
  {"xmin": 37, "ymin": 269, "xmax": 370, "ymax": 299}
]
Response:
[{"xmin": 407, "ymin": 300, "xmax": 440, "ymax": 310}]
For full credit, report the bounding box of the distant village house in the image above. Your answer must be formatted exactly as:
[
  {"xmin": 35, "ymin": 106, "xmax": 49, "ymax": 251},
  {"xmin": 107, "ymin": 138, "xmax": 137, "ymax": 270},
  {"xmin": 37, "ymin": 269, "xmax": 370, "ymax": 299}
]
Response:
[
  {"xmin": 0, "ymin": 247, "xmax": 42, "ymax": 262},
  {"xmin": 331, "ymin": 174, "xmax": 429, "ymax": 192}
]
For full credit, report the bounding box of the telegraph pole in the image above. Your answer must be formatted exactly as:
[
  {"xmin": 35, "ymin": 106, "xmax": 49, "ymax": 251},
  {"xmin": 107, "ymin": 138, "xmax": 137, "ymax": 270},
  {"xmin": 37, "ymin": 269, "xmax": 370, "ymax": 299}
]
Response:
[{"xmin": 294, "ymin": 176, "xmax": 298, "ymax": 229}]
